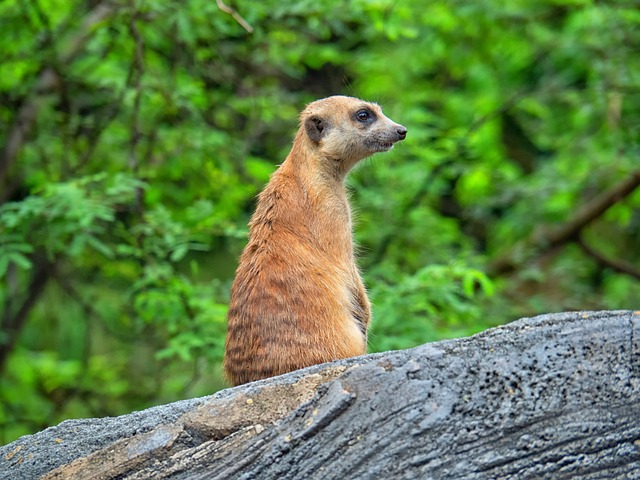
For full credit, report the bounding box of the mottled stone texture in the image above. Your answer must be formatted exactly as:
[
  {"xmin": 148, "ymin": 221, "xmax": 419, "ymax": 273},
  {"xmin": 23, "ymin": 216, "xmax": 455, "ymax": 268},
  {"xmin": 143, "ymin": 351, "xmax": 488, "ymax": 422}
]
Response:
[{"xmin": 2, "ymin": 311, "xmax": 639, "ymax": 479}]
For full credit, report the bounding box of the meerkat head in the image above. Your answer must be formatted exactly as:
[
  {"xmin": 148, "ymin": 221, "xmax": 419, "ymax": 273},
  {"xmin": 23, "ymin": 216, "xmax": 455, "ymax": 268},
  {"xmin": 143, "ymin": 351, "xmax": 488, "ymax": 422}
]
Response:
[{"xmin": 300, "ymin": 96, "xmax": 407, "ymax": 175}]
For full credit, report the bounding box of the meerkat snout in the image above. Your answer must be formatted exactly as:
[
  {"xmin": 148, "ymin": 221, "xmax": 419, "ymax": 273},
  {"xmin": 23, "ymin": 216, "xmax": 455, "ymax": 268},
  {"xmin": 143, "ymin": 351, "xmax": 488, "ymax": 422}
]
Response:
[{"xmin": 377, "ymin": 124, "xmax": 407, "ymax": 150}]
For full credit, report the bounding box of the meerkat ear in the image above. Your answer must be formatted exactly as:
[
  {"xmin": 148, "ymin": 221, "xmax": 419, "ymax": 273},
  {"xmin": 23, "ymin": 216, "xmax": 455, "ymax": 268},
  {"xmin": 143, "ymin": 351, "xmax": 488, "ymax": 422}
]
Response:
[{"xmin": 304, "ymin": 116, "xmax": 325, "ymax": 143}]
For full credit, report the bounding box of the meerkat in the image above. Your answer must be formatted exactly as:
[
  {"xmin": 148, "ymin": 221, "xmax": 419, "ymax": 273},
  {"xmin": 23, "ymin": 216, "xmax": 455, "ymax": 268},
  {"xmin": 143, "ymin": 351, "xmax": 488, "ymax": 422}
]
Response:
[{"xmin": 224, "ymin": 95, "xmax": 407, "ymax": 386}]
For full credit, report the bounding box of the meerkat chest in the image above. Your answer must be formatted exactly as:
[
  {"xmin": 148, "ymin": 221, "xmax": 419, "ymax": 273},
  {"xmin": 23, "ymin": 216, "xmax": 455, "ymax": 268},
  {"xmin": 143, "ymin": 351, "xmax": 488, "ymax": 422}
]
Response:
[{"xmin": 309, "ymin": 190, "xmax": 355, "ymax": 256}]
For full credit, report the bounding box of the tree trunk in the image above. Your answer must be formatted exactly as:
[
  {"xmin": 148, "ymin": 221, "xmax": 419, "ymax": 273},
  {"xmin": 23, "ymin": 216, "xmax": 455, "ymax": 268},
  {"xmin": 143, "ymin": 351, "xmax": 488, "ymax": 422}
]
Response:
[{"xmin": 1, "ymin": 310, "xmax": 639, "ymax": 479}]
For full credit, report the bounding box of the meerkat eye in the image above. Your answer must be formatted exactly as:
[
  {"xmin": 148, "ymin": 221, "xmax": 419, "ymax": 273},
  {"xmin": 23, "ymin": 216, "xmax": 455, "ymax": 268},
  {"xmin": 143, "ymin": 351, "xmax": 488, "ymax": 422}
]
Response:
[{"xmin": 356, "ymin": 110, "xmax": 371, "ymax": 122}]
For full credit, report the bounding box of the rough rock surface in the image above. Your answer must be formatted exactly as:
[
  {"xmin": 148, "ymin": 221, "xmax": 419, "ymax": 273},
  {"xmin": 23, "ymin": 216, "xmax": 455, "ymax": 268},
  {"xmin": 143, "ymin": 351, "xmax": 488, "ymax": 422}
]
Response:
[{"xmin": 1, "ymin": 310, "xmax": 639, "ymax": 479}]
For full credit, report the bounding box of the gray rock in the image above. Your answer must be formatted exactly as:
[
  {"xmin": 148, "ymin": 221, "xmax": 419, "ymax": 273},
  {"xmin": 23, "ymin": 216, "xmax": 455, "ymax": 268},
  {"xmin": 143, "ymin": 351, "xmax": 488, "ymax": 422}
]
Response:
[{"xmin": 1, "ymin": 310, "xmax": 639, "ymax": 479}]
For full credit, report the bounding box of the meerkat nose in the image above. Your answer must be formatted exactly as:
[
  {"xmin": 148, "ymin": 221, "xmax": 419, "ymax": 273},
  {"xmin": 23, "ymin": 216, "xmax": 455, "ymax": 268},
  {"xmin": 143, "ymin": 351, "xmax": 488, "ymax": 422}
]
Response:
[{"xmin": 396, "ymin": 126, "xmax": 407, "ymax": 140}]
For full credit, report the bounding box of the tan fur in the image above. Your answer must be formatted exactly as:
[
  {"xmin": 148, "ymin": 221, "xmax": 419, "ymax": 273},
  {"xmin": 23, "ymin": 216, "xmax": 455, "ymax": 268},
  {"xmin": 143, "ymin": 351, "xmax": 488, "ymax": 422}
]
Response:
[{"xmin": 224, "ymin": 96, "xmax": 407, "ymax": 385}]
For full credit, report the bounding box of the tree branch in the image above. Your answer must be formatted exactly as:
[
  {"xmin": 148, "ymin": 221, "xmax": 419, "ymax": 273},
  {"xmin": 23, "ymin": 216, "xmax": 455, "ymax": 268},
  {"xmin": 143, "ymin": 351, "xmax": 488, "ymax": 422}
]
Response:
[
  {"xmin": 488, "ymin": 170, "xmax": 640, "ymax": 276},
  {"xmin": 0, "ymin": 258, "xmax": 54, "ymax": 373},
  {"xmin": 216, "ymin": 0, "xmax": 254, "ymax": 33},
  {"xmin": 577, "ymin": 235, "xmax": 640, "ymax": 281},
  {"xmin": 128, "ymin": 2, "xmax": 145, "ymax": 213}
]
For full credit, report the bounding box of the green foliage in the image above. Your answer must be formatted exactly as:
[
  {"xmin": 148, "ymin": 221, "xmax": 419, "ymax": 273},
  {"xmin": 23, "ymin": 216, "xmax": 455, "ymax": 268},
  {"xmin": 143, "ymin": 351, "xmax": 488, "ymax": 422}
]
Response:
[
  {"xmin": 371, "ymin": 262, "xmax": 495, "ymax": 351},
  {"xmin": 0, "ymin": 174, "xmax": 141, "ymax": 269},
  {"xmin": 1, "ymin": 0, "xmax": 639, "ymax": 444}
]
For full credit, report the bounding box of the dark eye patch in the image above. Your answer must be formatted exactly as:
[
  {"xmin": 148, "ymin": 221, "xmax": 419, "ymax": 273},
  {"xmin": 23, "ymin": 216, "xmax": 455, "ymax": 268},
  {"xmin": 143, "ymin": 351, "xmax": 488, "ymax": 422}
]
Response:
[{"xmin": 354, "ymin": 108, "xmax": 376, "ymax": 124}]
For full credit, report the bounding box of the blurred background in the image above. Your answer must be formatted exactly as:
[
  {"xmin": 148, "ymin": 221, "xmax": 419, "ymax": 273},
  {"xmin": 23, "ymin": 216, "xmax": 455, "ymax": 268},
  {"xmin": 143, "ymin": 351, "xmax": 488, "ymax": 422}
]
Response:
[{"xmin": 1, "ymin": 0, "xmax": 638, "ymax": 444}]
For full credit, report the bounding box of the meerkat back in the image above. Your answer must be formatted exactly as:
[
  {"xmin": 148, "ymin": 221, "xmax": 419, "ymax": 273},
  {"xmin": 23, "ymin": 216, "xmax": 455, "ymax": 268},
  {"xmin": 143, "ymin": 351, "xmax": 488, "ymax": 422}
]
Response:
[{"xmin": 224, "ymin": 96, "xmax": 407, "ymax": 386}]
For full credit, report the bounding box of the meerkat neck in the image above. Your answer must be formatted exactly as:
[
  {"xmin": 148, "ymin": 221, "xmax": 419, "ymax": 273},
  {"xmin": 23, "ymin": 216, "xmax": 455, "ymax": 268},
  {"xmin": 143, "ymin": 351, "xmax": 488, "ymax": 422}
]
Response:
[
  {"xmin": 284, "ymin": 135, "xmax": 349, "ymax": 189},
  {"xmin": 278, "ymin": 140, "xmax": 354, "ymax": 259}
]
